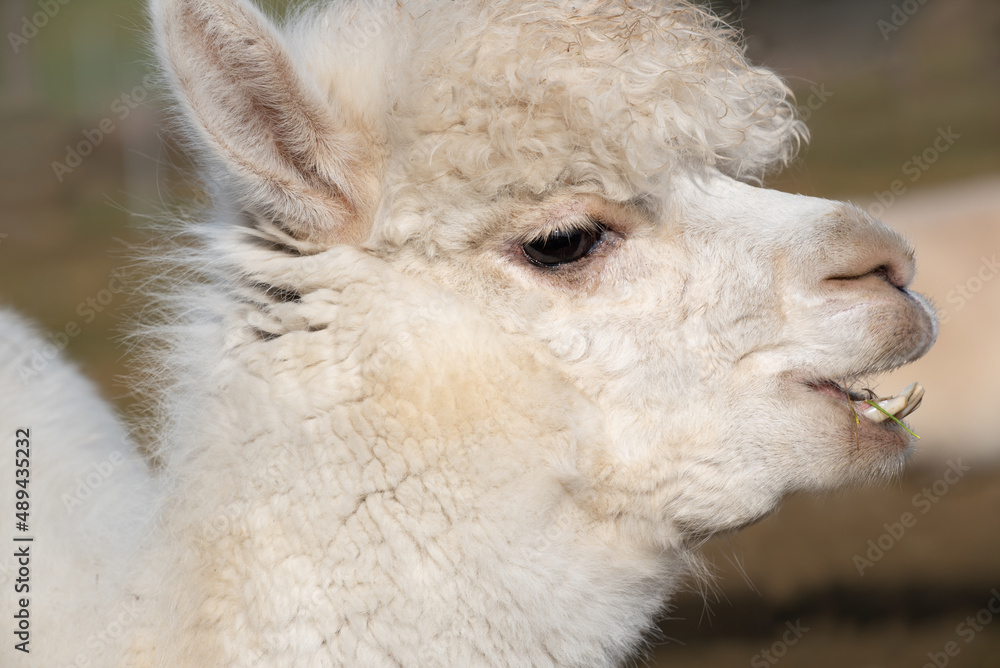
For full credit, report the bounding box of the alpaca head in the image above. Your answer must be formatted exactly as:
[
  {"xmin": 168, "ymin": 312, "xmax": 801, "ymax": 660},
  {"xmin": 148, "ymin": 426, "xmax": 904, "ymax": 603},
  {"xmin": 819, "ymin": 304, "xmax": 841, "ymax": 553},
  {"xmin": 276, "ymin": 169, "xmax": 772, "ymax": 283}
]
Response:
[{"xmin": 154, "ymin": 0, "xmax": 936, "ymax": 545}]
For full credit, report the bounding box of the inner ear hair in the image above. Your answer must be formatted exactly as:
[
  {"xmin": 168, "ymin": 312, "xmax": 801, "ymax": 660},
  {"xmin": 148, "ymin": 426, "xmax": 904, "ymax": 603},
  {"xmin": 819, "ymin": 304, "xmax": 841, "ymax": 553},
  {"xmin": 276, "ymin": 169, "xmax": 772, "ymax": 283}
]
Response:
[{"xmin": 153, "ymin": 0, "xmax": 384, "ymax": 245}]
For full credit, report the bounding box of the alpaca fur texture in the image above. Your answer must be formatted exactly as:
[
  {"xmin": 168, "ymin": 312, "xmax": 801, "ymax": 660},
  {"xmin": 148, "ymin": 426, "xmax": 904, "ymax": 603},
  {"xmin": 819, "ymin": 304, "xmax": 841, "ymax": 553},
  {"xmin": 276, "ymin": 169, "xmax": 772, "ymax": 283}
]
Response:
[{"xmin": 0, "ymin": 0, "xmax": 937, "ymax": 665}]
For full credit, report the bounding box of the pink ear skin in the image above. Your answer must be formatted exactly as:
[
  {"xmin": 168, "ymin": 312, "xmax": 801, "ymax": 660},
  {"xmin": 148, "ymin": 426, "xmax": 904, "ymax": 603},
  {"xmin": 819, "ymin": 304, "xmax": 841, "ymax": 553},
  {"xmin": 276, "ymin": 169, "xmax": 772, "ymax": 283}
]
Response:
[{"xmin": 152, "ymin": 0, "xmax": 383, "ymax": 246}]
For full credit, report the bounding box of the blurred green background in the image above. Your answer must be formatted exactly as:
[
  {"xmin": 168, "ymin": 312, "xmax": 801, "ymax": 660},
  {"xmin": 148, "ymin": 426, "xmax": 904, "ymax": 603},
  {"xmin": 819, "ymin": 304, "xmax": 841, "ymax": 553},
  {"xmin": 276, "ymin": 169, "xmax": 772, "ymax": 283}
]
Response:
[{"xmin": 1, "ymin": 0, "xmax": 999, "ymax": 666}]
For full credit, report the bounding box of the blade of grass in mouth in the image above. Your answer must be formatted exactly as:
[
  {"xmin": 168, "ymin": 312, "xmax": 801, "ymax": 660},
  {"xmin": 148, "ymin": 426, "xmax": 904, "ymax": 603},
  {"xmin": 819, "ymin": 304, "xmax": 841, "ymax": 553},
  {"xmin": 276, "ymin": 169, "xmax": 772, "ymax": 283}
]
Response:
[{"xmin": 864, "ymin": 399, "xmax": 921, "ymax": 440}]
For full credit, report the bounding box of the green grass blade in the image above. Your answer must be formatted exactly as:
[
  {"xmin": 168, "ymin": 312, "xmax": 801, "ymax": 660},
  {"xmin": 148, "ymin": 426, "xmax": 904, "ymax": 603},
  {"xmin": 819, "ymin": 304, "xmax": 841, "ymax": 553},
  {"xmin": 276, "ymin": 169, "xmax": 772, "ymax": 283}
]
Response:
[{"xmin": 864, "ymin": 400, "xmax": 920, "ymax": 439}]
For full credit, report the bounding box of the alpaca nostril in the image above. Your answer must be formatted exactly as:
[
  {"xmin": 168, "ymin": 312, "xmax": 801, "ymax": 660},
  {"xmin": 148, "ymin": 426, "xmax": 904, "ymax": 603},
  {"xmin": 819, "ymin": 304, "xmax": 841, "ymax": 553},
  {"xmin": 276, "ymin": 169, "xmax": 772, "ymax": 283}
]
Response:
[
  {"xmin": 825, "ymin": 260, "xmax": 912, "ymax": 291},
  {"xmin": 869, "ymin": 262, "xmax": 909, "ymax": 290},
  {"xmin": 817, "ymin": 205, "xmax": 917, "ymax": 291},
  {"xmin": 869, "ymin": 264, "xmax": 901, "ymax": 288}
]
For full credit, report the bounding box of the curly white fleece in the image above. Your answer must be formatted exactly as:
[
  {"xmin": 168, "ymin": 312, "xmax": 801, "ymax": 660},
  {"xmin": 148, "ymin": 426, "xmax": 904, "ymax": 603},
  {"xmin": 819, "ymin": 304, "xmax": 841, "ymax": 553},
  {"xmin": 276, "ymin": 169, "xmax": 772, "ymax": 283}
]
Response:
[
  {"xmin": 5, "ymin": 1, "xmax": 893, "ymax": 667},
  {"xmin": 283, "ymin": 0, "xmax": 805, "ymax": 218}
]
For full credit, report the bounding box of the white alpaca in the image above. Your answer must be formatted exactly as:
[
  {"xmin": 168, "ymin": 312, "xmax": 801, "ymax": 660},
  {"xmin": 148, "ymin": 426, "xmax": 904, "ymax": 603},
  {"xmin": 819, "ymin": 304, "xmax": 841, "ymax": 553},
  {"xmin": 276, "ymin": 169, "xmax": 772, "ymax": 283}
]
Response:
[{"xmin": 1, "ymin": 0, "xmax": 936, "ymax": 665}]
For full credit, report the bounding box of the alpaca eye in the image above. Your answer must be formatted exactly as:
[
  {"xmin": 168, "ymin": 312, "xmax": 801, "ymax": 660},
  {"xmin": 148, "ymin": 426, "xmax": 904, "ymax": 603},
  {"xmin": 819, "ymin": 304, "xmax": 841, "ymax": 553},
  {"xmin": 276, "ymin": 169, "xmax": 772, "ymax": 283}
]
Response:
[{"xmin": 522, "ymin": 226, "xmax": 604, "ymax": 267}]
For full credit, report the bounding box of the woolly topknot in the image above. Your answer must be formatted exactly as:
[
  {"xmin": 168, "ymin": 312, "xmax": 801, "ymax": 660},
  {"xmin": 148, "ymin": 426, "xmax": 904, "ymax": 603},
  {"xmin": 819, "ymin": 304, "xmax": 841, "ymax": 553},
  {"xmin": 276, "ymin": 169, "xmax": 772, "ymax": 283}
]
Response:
[{"xmin": 287, "ymin": 0, "xmax": 806, "ymax": 201}]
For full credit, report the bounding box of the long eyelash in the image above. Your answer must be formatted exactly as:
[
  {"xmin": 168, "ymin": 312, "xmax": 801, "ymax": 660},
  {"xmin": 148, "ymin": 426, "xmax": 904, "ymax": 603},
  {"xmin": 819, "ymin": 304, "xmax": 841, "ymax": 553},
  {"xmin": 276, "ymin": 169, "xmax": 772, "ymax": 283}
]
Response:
[{"xmin": 528, "ymin": 215, "xmax": 606, "ymax": 243}]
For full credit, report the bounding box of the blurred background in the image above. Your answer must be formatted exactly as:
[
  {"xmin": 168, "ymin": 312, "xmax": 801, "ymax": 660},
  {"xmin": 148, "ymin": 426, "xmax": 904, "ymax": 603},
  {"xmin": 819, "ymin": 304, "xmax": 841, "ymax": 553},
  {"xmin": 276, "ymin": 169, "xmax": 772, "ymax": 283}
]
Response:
[{"xmin": 1, "ymin": 0, "xmax": 998, "ymax": 666}]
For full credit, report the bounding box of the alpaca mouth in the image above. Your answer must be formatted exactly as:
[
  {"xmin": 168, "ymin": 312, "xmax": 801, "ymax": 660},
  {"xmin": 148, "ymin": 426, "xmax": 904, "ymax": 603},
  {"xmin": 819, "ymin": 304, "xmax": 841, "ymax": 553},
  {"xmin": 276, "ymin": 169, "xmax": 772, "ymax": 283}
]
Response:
[{"xmin": 810, "ymin": 380, "xmax": 924, "ymax": 424}]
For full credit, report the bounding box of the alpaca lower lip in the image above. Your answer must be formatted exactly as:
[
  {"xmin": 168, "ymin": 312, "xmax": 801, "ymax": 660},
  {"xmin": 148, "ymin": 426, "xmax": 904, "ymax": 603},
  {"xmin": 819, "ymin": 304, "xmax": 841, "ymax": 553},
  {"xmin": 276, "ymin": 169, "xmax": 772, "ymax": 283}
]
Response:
[{"xmin": 810, "ymin": 380, "xmax": 925, "ymax": 423}]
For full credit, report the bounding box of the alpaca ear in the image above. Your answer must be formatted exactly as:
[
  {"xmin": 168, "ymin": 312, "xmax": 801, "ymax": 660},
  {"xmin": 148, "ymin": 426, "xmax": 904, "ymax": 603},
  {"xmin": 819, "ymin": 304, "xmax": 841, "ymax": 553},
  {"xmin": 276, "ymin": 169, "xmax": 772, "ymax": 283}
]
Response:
[{"xmin": 152, "ymin": 0, "xmax": 381, "ymax": 245}]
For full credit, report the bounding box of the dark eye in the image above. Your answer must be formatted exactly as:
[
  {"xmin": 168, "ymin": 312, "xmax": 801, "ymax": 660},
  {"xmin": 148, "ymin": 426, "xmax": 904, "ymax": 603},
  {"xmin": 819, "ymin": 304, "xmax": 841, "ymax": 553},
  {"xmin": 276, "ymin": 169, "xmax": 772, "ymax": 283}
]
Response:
[{"xmin": 521, "ymin": 225, "xmax": 604, "ymax": 267}]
